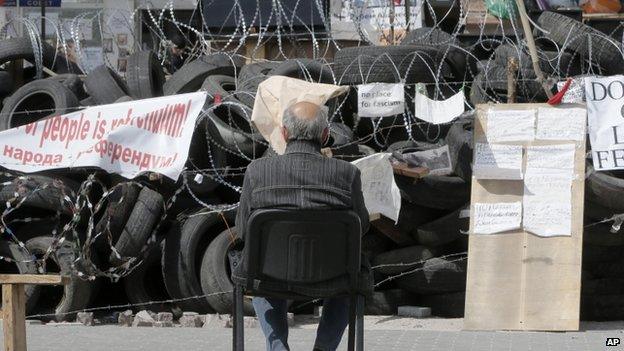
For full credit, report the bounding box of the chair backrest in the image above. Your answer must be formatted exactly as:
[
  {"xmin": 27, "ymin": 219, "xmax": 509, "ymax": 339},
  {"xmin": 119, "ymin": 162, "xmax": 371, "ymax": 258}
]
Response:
[{"xmin": 244, "ymin": 209, "xmax": 361, "ymax": 286}]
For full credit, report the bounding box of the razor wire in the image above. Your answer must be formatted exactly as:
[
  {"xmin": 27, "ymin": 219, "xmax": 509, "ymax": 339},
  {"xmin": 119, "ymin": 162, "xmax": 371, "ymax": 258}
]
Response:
[{"xmin": 0, "ymin": 0, "xmax": 622, "ymax": 316}]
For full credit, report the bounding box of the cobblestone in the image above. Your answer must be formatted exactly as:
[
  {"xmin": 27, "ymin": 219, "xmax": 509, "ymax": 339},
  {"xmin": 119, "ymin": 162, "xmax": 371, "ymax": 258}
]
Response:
[{"xmin": 8, "ymin": 320, "xmax": 623, "ymax": 351}]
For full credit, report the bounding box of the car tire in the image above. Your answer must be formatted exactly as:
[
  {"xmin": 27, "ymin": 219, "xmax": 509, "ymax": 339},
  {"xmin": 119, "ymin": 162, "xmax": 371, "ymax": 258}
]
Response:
[
  {"xmin": 200, "ymin": 227, "xmax": 255, "ymax": 315},
  {"xmin": 0, "ymin": 79, "xmax": 80, "ymax": 130},
  {"xmin": 126, "ymin": 51, "xmax": 165, "ymax": 99},
  {"xmin": 84, "ymin": 65, "xmax": 129, "ymax": 104}
]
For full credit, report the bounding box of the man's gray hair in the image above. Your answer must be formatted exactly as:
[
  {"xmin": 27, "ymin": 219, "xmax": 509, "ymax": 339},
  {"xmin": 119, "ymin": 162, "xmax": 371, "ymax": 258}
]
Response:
[{"xmin": 282, "ymin": 104, "xmax": 329, "ymax": 143}]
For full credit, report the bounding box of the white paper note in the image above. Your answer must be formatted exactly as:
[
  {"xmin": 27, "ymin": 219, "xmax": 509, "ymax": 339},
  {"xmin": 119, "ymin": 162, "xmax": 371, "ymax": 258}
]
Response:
[
  {"xmin": 486, "ymin": 109, "xmax": 536, "ymax": 142},
  {"xmin": 523, "ymin": 169, "xmax": 573, "ymax": 198},
  {"xmin": 536, "ymin": 107, "xmax": 586, "ymax": 141},
  {"xmin": 352, "ymin": 153, "xmax": 402, "ymax": 222},
  {"xmin": 413, "ymin": 90, "xmax": 465, "ymax": 124},
  {"xmin": 473, "ymin": 202, "xmax": 522, "ymax": 234},
  {"xmin": 522, "ymin": 169, "xmax": 573, "ymax": 237},
  {"xmin": 526, "ymin": 144, "xmax": 576, "ymax": 171},
  {"xmin": 473, "ymin": 143, "xmax": 523, "ymax": 180},
  {"xmin": 358, "ymin": 83, "xmax": 405, "ymax": 117},
  {"xmin": 523, "ymin": 198, "xmax": 571, "ymax": 237}
]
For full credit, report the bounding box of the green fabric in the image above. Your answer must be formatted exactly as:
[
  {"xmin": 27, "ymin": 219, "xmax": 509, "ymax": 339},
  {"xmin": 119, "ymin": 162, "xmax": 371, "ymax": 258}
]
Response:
[{"xmin": 485, "ymin": 0, "xmax": 518, "ymax": 19}]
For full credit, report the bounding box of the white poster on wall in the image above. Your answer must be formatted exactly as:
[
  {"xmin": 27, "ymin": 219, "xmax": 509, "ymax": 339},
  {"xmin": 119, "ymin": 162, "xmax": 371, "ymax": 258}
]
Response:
[
  {"xmin": 585, "ymin": 75, "xmax": 624, "ymax": 170},
  {"xmin": 330, "ymin": 0, "xmax": 423, "ymax": 43},
  {"xmin": 0, "ymin": 92, "xmax": 207, "ymax": 180}
]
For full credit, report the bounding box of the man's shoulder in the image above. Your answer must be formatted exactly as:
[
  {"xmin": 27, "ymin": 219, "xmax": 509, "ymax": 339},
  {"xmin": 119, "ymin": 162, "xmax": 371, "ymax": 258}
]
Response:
[
  {"xmin": 323, "ymin": 156, "xmax": 360, "ymax": 179},
  {"xmin": 245, "ymin": 156, "xmax": 271, "ymax": 174}
]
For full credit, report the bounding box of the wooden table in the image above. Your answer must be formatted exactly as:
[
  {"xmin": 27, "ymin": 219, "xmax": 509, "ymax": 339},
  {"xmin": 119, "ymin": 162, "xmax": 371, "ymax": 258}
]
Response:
[{"xmin": 1, "ymin": 275, "xmax": 69, "ymax": 351}]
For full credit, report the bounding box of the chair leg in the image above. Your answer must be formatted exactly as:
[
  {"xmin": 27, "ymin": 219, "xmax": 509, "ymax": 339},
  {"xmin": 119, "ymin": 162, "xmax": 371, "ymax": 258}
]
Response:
[
  {"xmin": 356, "ymin": 295, "xmax": 364, "ymax": 351},
  {"xmin": 347, "ymin": 294, "xmax": 357, "ymax": 351},
  {"xmin": 233, "ymin": 285, "xmax": 244, "ymax": 351}
]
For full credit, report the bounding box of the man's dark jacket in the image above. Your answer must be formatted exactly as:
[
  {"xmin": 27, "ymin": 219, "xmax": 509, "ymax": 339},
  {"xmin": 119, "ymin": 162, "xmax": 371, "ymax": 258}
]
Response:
[
  {"xmin": 234, "ymin": 140, "xmax": 370, "ymax": 240},
  {"xmin": 231, "ymin": 139, "xmax": 371, "ymax": 297}
]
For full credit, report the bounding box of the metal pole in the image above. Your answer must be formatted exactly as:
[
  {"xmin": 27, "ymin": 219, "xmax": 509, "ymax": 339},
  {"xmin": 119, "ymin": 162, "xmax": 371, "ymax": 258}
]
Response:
[
  {"xmin": 40, "ymin": 0, "xmax": 46, "ymax": 39},
  {"xmin": 389, "ymin": 0, "xmax": 395, "ymax": 44},
  {"xmin": 405, "ymin": 0, "xmax": 410, "ymax": 32}
]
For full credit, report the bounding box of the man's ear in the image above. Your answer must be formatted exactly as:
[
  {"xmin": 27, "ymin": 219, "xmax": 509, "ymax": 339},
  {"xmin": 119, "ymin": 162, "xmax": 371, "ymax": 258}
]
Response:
[
  {"xmin": 321, "ymin": 127, "xmax": 330, "ymax": 145},
  {"xmin": 281, "ymin": 126, "xmax": 289, "ymax": 141}
]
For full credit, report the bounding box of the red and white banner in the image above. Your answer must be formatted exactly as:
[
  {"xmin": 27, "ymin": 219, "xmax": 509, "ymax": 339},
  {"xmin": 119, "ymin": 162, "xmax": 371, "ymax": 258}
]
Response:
[{"xmin": 0, "ymin": 92, "xmax": 207, "ymax": 180}]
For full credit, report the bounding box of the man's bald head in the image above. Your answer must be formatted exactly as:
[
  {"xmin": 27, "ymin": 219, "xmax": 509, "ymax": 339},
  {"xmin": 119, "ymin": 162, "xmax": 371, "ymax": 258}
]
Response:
[{"xmin": 282, "ymin": 101, "xmax": 329, "ymax": 144}]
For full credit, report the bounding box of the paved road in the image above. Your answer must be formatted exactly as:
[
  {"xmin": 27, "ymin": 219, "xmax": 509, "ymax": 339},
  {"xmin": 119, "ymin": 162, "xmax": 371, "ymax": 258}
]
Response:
[{"xmin": 9, "ymin": 323, "xmax": 624, "ymax": 351}]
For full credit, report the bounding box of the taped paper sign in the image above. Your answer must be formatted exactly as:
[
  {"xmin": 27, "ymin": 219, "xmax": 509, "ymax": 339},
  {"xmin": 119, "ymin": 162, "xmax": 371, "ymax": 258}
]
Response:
[
  {"xmin": 358, "ymin": 83, "xmax": 405, "ymax": 117},
  {"xmin": 523, "ymin": 168, "xmax": 574, "ymax": 237},
  {"xmin": 473, "ymin": 202, "xmax": 522, "ymax": 234},
  {"xmin": 252, "ymin": 76, "xmax": 349, "ymax": 155},
  {"xmin": 473, "ymin": 143, "xmax": 523, "ymax": 180},
  {"xmin": 585, "ymin": 75, "xmax": 624, "ymax": 170},
  {"xmin": 526, "ymin": 144, "xmax": 576, "ymax": 172},
  {"xmin": 536, "ymin": 107, "xmax": 586, "ymax": 141},
  {"xmin": 486, "ymin": 109, "xmax": 536, "ymax": 142},
  {"xmin": 352, "ymin": 153, "xmax": 402, "ymax": 222},
  {"xmin": 413, "ymin": 90, "xmax": 465, "ymax": 124},
  {"xmin": 0, "ymin": 92, "xmax": 207, "ymax": 180},
  {"xmin": 523, "ymin": 199, "xmax": 571, "ymax": 237},
  {"xmin": 400, "ymin": 144, "xmax": 452, "ymax": 175},
  {"xmin": 523, "ymin": 169, "xmax": 573, "ymax": 197}
]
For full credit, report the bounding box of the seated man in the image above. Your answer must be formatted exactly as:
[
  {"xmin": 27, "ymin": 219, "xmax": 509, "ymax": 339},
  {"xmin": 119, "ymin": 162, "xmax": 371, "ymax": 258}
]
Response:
[{"xmin": 235, "ymin": 101, "xmax": 369, "ymax": 351}]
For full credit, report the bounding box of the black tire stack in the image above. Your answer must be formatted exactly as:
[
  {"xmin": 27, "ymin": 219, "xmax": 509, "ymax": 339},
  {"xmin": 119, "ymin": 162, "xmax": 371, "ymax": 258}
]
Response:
[{"xmin": 582, "ymin": 163, "xmax": 624, "ymax": 321}]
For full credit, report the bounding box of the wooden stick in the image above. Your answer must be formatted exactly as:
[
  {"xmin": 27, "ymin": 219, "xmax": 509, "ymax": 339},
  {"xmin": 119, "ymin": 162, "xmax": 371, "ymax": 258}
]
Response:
[
  {"xmin": 0, "ymin": 274, "xmax": 69, "ymax": 285},
  {"xmin": 42, "ymin": 66, "xmax": 57, "ymax": 77},
  {"xmin": 514, "ymin": 0, "xmax": 553, "ymax": 99},
  {"xmin": 507, "ymin": 57, "xmax": 518, "ymax": 103}
]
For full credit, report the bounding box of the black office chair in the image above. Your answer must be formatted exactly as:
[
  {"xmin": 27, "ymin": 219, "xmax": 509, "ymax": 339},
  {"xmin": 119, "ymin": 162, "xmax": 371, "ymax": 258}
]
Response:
[{"xmin": 231, "ymin": 209, "xmax": 369, "ymax": 351}]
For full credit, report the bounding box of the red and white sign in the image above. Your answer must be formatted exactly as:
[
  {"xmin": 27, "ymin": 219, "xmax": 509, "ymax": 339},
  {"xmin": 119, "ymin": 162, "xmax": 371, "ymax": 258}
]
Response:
[{"xmin": 0, "ymin": 92, "xmax": 207, "ymax": 180}]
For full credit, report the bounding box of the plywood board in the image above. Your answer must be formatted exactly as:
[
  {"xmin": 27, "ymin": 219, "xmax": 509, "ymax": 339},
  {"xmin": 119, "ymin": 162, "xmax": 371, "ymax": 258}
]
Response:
[{"xmin": 464, "ymin": 103, "xmax": 585, "ymax": 331}]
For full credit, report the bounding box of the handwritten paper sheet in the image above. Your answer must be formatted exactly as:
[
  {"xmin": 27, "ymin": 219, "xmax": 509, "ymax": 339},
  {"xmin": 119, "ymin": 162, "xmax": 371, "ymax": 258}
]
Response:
[
  {"xmin": 526, "ymin": 144, "xmax": 576, "ymax": 172},
  {"xmin": 523, "ymin": 169, "xmax": 573, "ymax": 237},
  {"xmin": 486, "ymin": 109, "xmax": 536, "ymax": 142},
  {"xmin": 523, "ymin": 198, "xmax": 572, "ymax": 237},
  {"xmin": 536, "ymin": 107, "xmax": 586, "ymax": 141},
  {"xmin": 473, "ymin": 143, "xmax": 523, "ymax": 180},
  {"xmin": 473, "ymin": 202, "xmax": 522, "ymax": 234},
  {"xmin": 523, "ymin": 169, "xmax": 573, "ymax": 197},
  {"xmin": 413, "ymin": 90, "xmax": 465, "ymax": 124},
  {"xmin": 352, "ymin": 153, "xmax": 402, "ymax": 222}
]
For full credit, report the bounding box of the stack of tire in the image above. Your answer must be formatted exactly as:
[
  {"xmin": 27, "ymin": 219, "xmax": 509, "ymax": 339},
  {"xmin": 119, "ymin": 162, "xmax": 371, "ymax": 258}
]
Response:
[
  {"xmin": 363, "ymin": 117, "xmax": 473, "ymax": 317},
  {"xmin": 581, "ymin": 164, "xmax": 624, "ymax": 321},
  {"xmin": 0, "ymin": 46, "xmax": 376, "ymax": 319},
  {"xmin": 470, "ymin": 11, "xmax": 624, "ymax": 106},
  {"xmin": 0, "ymin": 28, "xmax": 622, "ymax": 322},
  {"xmin": 332, "ymin": 27, "xmax": 470, "ymax": 149},
  {"xmin": 469, "ymin": 43, "xmax": 582, "ymax": 105}
]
